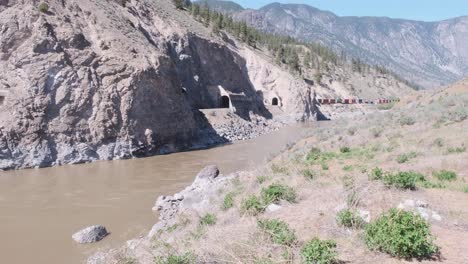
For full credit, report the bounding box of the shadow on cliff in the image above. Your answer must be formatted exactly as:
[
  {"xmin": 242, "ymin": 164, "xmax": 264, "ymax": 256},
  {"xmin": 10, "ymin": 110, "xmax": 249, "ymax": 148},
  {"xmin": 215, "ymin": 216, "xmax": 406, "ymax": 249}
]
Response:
[{"xmin": 167, "ymin": 34, "xmax": 273, "ymax": 121}]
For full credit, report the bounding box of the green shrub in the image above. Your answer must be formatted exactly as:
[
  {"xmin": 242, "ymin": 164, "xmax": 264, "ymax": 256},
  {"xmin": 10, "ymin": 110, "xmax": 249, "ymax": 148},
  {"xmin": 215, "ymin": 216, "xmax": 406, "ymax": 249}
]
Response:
[
  {"xmin": 340, "ymin": 146, "xmax": 351, "ymax": 153},
  {"xmin": 378, "ymin": 102, "xmax": 395, "ymax": 110},
  {"xmin": 433, "ymin": 170, "xmax": 457, "ymax": 181},
  {"xmin": 383, "ymin": 171, "xmax": 424, "ymax": 190},
  {"xmin": 199, "ymin": 214, "xmax": 216, "ymax": 226},
  {"xmin": 365, "ymin": 209, "xmax": 438, "ymax": 259},
  {"xmin": 463, "ymin": 186, "xmax": 468, "ymax": 193},
  {"xmin": 336, "ymin": 209, "xmax": 365, "ymax": 228},
  {"xmin": 241, "ymin": 195, "xmax": 264, "ymax": 215},
  {"xmin": 342, "ymin": 165, "xmax": 353, "ymax": 171},
  {"xmin": 257, "ymin": 219, "xmax": 296, "ymax": 246},
  {"xmin": 301, "ymin": 238, "xmax": 338, "ymax": 264},
  {"xmin": 261, "ymin": 184, "xmax": 297, "ymax": 204},
  {"xmin": 222, "ymin": 192, "xmax": 235, "ymax": 210},
  {"xmin": 420, "ymin": 181, "xmax": 446, "ymax": 189},
  {"xmin": 369, "ymin": 167, "xmax": 384, "ymax": 180},
  {"xmin": 38, "ymin": 3, "xmax": 49, "ymax": 13},
  {"xmin": 155, "ymin": 253, "xmax": 195, "ymax": 264}
]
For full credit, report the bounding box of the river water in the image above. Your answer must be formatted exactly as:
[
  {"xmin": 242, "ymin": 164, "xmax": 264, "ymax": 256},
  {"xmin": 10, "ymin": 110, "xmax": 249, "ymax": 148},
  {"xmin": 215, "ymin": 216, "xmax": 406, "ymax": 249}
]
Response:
[{"xmin": 0, "ymin": 125, "xmax": 314, "ymax": 264}]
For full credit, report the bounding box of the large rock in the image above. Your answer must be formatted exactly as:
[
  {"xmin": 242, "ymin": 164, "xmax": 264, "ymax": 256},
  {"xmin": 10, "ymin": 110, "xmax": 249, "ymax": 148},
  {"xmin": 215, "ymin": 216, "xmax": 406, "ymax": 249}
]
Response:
[
  {"xmin": 195, "ymin": 165, "xmax": 220, "ymax": 180},
  {"xmin": 72, "ymin": 225, "xmax": 109, "ymax": 244}
]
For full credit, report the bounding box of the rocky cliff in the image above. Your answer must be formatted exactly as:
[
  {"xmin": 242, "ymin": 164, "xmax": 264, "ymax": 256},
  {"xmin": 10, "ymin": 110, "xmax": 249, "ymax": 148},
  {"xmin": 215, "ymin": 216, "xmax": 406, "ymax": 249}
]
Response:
[
  {"xmin": 0, "ymin": 0, "xmax": 316, "ymax": 170},
  {"xmin": 209, "ymin": 2, "xmax": 468, "ymax": 89}
]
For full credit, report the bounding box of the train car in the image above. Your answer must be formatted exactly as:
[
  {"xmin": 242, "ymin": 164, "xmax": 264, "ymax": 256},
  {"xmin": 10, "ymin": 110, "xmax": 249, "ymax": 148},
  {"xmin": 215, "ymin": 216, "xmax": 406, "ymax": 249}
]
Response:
[
  {"xmin": 323, "ymin": 99, "xmax": 329, "ymax": 104},
  {"xmin": 317, "ymin": 99, "xmax": 323, "ymax": 104},
  {"xmin": 344, "ymin": 99, "xmax": 350, "ymax": 104},
  {"xmin": 330, "ymin": 99, "xmax": 336, "ymax": 104},
  {"xmin": 358, "ymin": 99, "xmax": 363, "ymax": 104},
  {"xmin": 351, "ymin": 99, "xmax": 357, "ymax": 104},
  {"xmin": 337, "ymin": 98, "xmax": 342, "ymax": 104}
]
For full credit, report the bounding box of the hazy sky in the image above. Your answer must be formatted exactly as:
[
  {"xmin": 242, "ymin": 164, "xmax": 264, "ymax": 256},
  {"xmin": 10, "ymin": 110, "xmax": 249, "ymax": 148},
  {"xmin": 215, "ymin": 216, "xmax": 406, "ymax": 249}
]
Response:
[{"xmin": 231, "ymin": 0, "xmax": 468, "ymax": 21}]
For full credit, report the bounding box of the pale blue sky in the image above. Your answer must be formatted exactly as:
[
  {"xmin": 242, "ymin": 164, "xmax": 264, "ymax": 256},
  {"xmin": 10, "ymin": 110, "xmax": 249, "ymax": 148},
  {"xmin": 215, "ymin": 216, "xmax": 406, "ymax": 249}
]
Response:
[{"xmin": 232, "ymin": 0, "xmax": 468, "ymax": 21}]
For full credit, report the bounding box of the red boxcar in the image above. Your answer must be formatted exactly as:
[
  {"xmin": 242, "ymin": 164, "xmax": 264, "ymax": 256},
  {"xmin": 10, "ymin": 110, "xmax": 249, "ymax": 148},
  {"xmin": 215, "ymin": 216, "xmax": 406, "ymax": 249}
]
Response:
[
  {"xmin": 330, "ymin": 99, "xmax": 336, "ymax": 104},
  {"xmin": 344, "ymin": 99, "xmax": 350, "ymax": 104}
]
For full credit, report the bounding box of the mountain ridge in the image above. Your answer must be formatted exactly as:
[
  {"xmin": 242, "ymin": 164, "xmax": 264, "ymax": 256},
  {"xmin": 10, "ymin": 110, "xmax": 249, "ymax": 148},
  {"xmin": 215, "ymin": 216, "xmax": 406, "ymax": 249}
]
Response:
[{"xmin": 204, "ymin": 1, "xmax": 468, "ymax": 88}]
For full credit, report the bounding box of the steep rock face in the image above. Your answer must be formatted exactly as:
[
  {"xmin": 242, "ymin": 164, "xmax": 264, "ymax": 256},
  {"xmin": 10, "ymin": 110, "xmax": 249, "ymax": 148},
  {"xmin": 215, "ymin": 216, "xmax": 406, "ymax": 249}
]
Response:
[
  {"xmin": 232, "ymin": 3, "xmax": 468, "ymax": 89},
  {"xmin": 0, "ymin": 0, "xmax": 314, "ymax": 170}
]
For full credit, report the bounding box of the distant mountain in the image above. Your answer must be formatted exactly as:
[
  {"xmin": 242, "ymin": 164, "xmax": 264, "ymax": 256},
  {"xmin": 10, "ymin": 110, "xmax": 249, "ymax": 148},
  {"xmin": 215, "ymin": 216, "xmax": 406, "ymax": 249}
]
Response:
[
  {"xmin": 205, "ymin": 1, "xmax": 468, "ymax": 89},
  {"xmin": 194, "ymin": 0, "xmax": 244, "ymax": 14}
]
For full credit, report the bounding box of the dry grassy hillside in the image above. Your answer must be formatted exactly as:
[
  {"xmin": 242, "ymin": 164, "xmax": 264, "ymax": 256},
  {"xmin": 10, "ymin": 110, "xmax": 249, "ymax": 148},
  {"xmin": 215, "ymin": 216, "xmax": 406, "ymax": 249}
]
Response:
[{"xmin": 92, "ymin": 80, "xmax": 467, "ymax": 263}]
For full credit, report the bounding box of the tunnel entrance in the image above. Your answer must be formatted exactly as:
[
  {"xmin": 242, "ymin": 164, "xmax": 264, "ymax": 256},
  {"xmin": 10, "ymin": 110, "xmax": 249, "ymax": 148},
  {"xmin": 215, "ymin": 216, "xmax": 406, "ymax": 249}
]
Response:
[
  {"xmin": 272, "ymin": 97, "xmax": 279, "ymax": 106},
  {"xmin": 220, "ymin": 95, "xmax": 230, "ymax": 108},
  {"xmin": 0, "ymin": 96, "xmax": 4, "ymax": 106}
]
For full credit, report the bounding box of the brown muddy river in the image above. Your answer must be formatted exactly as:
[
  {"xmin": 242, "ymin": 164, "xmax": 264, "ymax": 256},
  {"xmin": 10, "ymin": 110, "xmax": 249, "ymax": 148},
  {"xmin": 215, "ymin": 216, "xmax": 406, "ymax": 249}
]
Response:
[{"xmin": 0, "ymin": 125, "xmax": 315, "ymax": 264}]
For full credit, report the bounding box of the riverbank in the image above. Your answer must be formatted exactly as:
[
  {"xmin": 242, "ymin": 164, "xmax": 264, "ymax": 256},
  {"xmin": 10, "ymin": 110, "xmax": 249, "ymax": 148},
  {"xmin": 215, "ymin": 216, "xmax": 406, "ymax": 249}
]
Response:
[{"xmin": 88, "ymin": 85, "xmax": 468, "ymax": 263}]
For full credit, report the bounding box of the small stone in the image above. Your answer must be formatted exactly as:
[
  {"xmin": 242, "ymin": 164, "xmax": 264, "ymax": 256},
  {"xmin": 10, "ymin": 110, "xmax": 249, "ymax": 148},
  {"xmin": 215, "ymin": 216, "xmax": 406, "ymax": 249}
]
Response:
[
  {"xmin": 174, "ymin": 193, "xmax": 184, "ymax": 201},
  {"xmin": 72, "ymin": 225, "xmax": 108, "ymax": 244},
  {"xmin": 266, "ymin": 203, "xmax": 282, "ymax": 212},
  {"xmin": 432, "ymin": 212, "xmax": 442, "ymax": 221},
  {"xmin": 416, "ymin": 200, "xmax": 429, "ymax": 208},
  {"xmin": 416, "ymin": 207, "xmax": 430, "ymax": 220},
  {"xmin": 358, "ymin": 209, "xmax": 371, "ymax": 223}
]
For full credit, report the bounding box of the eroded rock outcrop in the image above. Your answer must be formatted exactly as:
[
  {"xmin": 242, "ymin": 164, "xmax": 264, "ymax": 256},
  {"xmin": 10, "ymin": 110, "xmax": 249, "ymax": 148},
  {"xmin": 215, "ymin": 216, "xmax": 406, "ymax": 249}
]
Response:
[{"xmin": 0, "ymin": 0, "xmax": 315, "ymax": 170}]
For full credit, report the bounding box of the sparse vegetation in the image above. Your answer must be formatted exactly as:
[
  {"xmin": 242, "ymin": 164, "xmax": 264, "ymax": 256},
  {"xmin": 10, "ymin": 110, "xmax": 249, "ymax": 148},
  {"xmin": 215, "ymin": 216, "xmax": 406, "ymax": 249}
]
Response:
[
  {"xmin": 447, "ymin": 146, "xmax": 466, "ymax": 154},
  {"xmin": 257, "ymin": 219, "xmax": 297, "ymax": 246},
  {"xmin": 396, "ymin": 151, "xmax": 417, "ymax": 163},
  {"xmin": 199, "ymin": 213, "xmax": 217, "ymax": 226},
  {"xmin": 271, "ymin": 164, "xmax": 289, "ymax": 174},
  {"xmin": 369, "ymin": 167, "xmax": 384, "ymax": 180},
  {"xmin": 241, "ymin": 195, "xmax": 264, "ymax": 215},
  {"xmin": 399, "ymin": 116, "xmax": 416, "ymax": 126},
  {"xmin": 377, "ymin": 102, "xmax": 396, "ymax": 110},
  {"xmin": 433, "ymin": 170, "xmax": 457, "ymax": 181},
  {"xmin": 38, "ymin": 3, "xmax": 49, "ymax": 13},
  {"xmin": 256, "ymin": 175, "xmax": 269, "ymax": 184},
  {"xmin": 155, "ymin": 253, "xmax": 195, "ymax": 264},
  {"xmin": 336, "ymin": 209, "xmax": 365, "ymax": 228},
  {"xmin": 301, "ymin": 238, "xmax": 338, "ymax": 264},
  {"xmin": 340, "ymin": 146, "xmax": 351, "ymax": 153},
  {"xmin": 261, "ymin": 184, "xmax": 297, "ymax": 204},
  {"xmin": 222, "ymin": 192, "xmax": 235, "ymax": 210},
  {"xmin": 301, "ymin": 169, "xmax": 316, "ymax": 180},
  {"xmin": 365, "ymin": 209, "xmax": 438, "ymax": 259}
]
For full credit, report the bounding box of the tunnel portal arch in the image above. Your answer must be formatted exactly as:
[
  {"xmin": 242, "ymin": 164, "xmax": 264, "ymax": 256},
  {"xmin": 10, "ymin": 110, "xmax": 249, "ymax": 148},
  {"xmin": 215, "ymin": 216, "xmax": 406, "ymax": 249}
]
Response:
[
  {"xmin": 272, "ymin": 97, "xmax": 279, "ymax": 106},
  {"xmin": 221, "ymin": 95, "xmax": 230, "ymax": 108}
]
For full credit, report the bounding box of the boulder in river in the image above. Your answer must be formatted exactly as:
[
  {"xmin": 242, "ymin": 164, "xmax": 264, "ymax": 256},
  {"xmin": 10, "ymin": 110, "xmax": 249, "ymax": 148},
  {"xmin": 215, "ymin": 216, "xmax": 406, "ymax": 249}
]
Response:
[
  {"xmin": 72, "ymin": 225, "xmax": 109, "ymax": 244},
  {"xmin": 195, "ymin": 165, "xmax": 220, "ymax": 180}
]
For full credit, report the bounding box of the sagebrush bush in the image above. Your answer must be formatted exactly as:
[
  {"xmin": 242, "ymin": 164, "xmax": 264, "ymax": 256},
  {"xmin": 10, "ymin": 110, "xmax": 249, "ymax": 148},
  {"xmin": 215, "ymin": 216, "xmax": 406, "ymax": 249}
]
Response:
[
  {"xmin": 257, "ymin": 219, "xmax": 296, "ymax": 246},
  {"xmin": 365, "ymin": 209, "xmax": 438, "ymax": 259},
  {"xmin": 301, "ymin": 238, "xmax": 338, "ymax": 264},
  {"xmin": 38, "ymin": 3, "xmax": 49, "ymax": 13},
  {"xmin": 241, "ymin": 195, "xmax": 264, "ymax": 215},
  {"xmin": 199, "ymin": 213, "xmax": 216, "ymax": 226},
  {"xmin": 336, "ymin": 209, "xmax": 365, "ymax": 228},
  {"xmin": 447, "ymin": 146, "xmax": 466, "ymax": 154},
  {"xmin": 399, "ymin": 116, "xmax": 416, "ymax": 126},
  {"xmin": 261, "ymin": 184, "xmax": 297, "ymax": 204},
  {"xmin": 433, "ymin": 170, "xmax": 457, "ymax": 181},
  {"xmin": 383, "ymin": 171, "xmax": 424, "ymax": 190}
]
